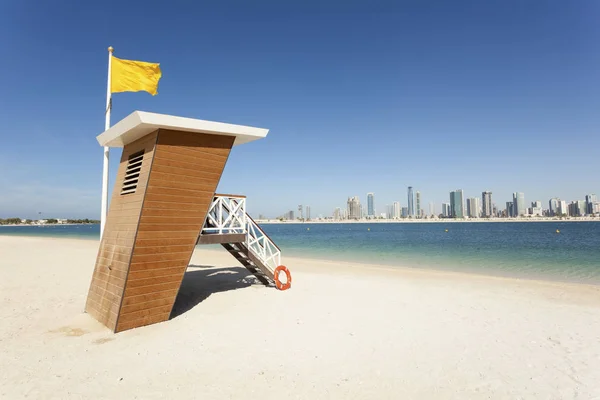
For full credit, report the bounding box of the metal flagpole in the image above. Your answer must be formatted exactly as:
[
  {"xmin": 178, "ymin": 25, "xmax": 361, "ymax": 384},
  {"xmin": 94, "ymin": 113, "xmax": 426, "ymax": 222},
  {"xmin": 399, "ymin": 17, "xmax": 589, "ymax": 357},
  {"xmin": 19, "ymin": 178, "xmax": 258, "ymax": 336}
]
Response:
[{"xmin": 101, "ymin": 46, "xmax": 113, "ymax": 238}]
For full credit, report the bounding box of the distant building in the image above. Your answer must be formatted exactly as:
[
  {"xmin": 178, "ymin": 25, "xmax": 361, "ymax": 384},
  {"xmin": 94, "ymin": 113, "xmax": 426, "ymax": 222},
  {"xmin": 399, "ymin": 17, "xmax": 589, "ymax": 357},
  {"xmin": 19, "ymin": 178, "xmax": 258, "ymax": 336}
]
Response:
[
  {"xmin": 298, "ymin": 205, "xmax": 303, "ymax": 220},
  {"xmin": 568, "ymin": 201, "xmax": 587, "ymax": 217},
  {"xmin": 386, "ymin": 205, "xmax": 392, "ymax": 219},
  {"xmin": 586, "ymin": 194, "xmax": 597, "ymax": 215},
  {"xmin": 449, "ymin": 189, "xmax": 464, "ymax": 218},
  {"xmin": 529, "ymin": 201, "xmax": 543, "ymax": 217},
  {"xmin": 367, "ymin": 193, "xmax": 375, "ymax": 217},
  {"xmin": 512, "ymin": 192, "xmax": 525, "ymax": 216},
  {"xmin": 407, "ymin": 186, "xmax": 414, "ymax": 217},
  {"xmin": 286, "ymin": 210, "xmax": 295, "ymax": 220},
  {"xmin": 429, "ymin": 202, "xmax": 435, "ymax": 217},
  {"xmin": 333, "ymin": 207, "xmax": 342, "ymax": 220},
  {"xmin": 568, "ymin": 202, "xmax": 577, "ymax": 217},
  {"xmin": 442, "ymin": 203, "xmax": 450, "ymax": 217},
  {"xmin": 482, "ymin": 191, "xmax": 493, "ymax": 218},
  {"xmin": 593, "ymin": 203, "xmax": 600, "ymax": 214},
  {"xmin": 347, "ymin": 196, "xmax": 361, "ymax": 219},
  {"xmin": 549, "ymin": 198, "xmax": 560, "ymax": 216},
  {"xmin": 559, "ymin": 200, "xmax": 568, "ymax": 216},
  {"xmin": 305, "ymin": 205, "xmax": 311, "ymax": 220},
  {"xmin": 392, "ymin": 201, "xmax": 401, "ymax": 219},
  {"xmin": 577, "ymin": 200, "xmax": 587, "ymax": 216},
  {"xmin": 401, "ymin": 207, "xmax": 408, "ymax": 218},
  {"xmin": 415, "ymin": 191, "xmax": 421, "ymax": 219},
  {"xmin": 505, "ymin": 202, "xmax": 514, "ymax": 218},
  {"xmin": 466, "ymin": 197, "xmax": 479, "ymax": 218}
]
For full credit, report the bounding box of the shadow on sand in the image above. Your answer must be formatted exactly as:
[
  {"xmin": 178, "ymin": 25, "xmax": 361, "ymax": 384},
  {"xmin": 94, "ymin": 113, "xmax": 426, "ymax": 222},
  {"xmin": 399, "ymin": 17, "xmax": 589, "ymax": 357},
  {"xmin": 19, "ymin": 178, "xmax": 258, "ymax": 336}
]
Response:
[{"xmin": 170, "ymin": 265, "xmax": 260, "ymax": 319}]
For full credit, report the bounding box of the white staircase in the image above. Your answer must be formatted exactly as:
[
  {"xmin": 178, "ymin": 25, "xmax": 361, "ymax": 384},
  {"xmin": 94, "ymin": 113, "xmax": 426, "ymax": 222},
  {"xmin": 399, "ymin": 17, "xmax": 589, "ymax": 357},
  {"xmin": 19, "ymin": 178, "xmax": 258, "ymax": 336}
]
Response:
[{"xmin": 198, "ymin": 195, "xmax": 281, "ymax": 286}]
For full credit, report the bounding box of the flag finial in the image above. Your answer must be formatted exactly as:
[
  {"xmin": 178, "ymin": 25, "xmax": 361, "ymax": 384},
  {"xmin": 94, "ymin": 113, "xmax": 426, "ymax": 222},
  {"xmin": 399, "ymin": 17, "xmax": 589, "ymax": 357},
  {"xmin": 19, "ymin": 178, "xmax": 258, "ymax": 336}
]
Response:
[{"xmin": 108, "ymin": 46, "xmax": 114, "ymax": 53}]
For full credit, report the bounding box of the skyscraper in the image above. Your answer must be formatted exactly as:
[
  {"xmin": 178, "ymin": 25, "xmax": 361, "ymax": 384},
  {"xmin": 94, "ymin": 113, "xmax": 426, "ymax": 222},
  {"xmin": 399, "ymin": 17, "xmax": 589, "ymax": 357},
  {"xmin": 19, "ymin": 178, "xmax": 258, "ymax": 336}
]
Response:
[
  {"xmin": 392, "ymin": 201, "xmax": 401, "ymax": 219},
  {"xmin": 298, "ymin": 205, "xmax": 303, "ymax": 220},
  {"xmin": 482, "ymin": 191, "xmax": 493, "ymax": 217},
  {"xmin": 305, "ymin": 205, "xmax": 311, "ymax": 220},
  {"xmin": 407, "ymin": 186, "xmax": 414, "ymax": 217},
  {"xmin": 467, "ymin": 198, "xmax": 479, "ymax": 218},
  {"xmin": 442, "ymin": 203, "xmax": 450, "ymax": 217},
  {"xmin": 586, "ymin": 194, "xmax": 597, "ymax": 214},
  {"xmin": 415, "ymin": 191, "xmax": 421, "ymax": 218},
  {"xmin": 512, "ymin": 192, "xmax": 525, "ymax": 216},
  {"xmin": 401, "ymin": 207, "xmax": 408, "ymax": 218},
  {"xmin": 505, "ymin": 202, "xmax": 513, "ymax": 218},
  {"xmin": 578, "ymin": 200, "xmax": 587, "ymax": 216},
  {"xmin": 559, "ymin": 200, "xmax": 568, "ymax": 216},
  {"xmin": 429, "ymin": 202, "xmax": 435, "ymax": 217},
  {"xmin": 367, "ymin": 193, "xmax": 375, "ymax": 217},
  {"xmin": 333, "ymin": 207, "xmax": 342, "ymax": 220},
  {"xmin": 549, "ymin": 198, "xmax": 560, "ymax": 216},
  {"xmin": 347, "ymin": 196, "xmax": 361, "ymax": 219},
  {"xmin": 529, "ymin": 201, "xmax": 542, "ymax": 217},
  {"xmin": 449, "ymin": 189, "xmax": 464, "ymax": 218},
  {"xmin": 569, "ymin": 201, "xmax": 587, "ymax": 217}
]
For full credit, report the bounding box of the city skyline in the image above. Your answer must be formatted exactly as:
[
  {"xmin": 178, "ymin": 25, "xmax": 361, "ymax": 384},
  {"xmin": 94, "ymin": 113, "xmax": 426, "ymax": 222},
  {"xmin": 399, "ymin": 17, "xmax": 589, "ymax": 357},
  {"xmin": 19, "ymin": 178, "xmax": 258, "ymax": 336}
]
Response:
[{"xmin": 275, "ymin": 187, "xmax": 599, "ymax": 220}]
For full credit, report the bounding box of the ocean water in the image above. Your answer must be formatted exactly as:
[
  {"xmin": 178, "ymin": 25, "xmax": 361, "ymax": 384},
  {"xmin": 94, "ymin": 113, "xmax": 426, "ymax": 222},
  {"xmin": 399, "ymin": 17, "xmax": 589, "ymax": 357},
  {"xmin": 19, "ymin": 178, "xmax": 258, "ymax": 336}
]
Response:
[
  {"xmin": 0, "ymin": 224, "xmax": 100, "ymax": 240},
  {"xmin": 2, "ymin": 222, "xmax": 599, "ymax": 284},
  {"xmin": 260, "ymin": 222, "xmax": 600, "ymax": 284}
]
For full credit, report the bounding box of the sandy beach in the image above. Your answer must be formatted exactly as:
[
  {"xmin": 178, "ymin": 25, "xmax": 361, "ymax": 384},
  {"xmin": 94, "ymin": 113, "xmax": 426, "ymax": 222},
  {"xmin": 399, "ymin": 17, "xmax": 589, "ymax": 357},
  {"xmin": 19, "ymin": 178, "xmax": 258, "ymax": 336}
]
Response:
[{"xmin": 1, "ymin": 236, "xmax": 600, "ymax": 399}]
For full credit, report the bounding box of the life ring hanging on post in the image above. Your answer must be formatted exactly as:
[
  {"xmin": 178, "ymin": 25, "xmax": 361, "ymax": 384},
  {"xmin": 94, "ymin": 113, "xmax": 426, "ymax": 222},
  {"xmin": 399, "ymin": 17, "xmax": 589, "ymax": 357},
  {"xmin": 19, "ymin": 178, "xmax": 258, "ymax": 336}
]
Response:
[{"xmin": 274, "ymin": 265, "xmax": 292, "ymax": 291}]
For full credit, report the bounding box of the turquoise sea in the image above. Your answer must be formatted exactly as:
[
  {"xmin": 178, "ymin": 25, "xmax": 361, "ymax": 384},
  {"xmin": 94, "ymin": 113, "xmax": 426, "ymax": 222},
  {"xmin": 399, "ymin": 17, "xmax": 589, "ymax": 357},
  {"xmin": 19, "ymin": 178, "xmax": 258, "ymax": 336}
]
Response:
[{"xmin": 2, "ymin": 222, "xmax": 599, "ymax": 284}]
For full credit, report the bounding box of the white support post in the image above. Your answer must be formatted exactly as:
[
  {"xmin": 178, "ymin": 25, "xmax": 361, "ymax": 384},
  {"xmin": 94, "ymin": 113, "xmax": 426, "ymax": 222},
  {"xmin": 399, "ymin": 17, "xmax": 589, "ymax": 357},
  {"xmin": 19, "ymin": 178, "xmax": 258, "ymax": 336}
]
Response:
[
  {"xmin": 242, "ymin": 198, "xmax": 247, "ymax": 231},
  {"xmin": 218, "ymin": 197, "xmax": 223, "ymax": 234},
  {"xmin": 100, "ymin": 46, "xmax": 114, "ymax": 238}
]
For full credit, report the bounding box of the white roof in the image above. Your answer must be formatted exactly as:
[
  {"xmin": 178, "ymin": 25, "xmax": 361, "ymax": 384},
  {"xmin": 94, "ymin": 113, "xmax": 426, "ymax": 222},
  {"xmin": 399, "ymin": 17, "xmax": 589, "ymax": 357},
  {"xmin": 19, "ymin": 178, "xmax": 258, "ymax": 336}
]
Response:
[{"xmin": 97, "ymin": 111, "xmax": 269, "ymax": 147}]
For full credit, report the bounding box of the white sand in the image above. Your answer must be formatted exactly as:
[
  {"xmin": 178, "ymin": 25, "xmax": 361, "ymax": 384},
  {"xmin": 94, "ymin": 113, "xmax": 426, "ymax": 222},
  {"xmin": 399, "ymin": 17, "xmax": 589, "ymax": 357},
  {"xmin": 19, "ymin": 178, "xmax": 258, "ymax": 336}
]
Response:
[{"xmin": 1, "ymin": 236, "xmax": 600, "ymax": 399}]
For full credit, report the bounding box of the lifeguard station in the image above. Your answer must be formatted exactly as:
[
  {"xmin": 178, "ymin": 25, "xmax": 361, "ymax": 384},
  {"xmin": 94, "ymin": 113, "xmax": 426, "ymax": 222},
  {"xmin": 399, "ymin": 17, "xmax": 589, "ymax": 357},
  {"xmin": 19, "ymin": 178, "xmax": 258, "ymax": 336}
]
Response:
[{"xmin": 85, "ymin": 111, "xmax": 289, "ymax": 333}]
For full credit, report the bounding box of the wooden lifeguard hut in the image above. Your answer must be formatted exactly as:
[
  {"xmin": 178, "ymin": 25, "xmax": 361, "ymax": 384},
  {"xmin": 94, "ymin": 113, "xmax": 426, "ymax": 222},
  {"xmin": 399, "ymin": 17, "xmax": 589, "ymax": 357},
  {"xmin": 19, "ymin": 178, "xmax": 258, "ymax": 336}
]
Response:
[{"xmin": 85, "ymin": 111, "xmax": 286, "ymax": 333}]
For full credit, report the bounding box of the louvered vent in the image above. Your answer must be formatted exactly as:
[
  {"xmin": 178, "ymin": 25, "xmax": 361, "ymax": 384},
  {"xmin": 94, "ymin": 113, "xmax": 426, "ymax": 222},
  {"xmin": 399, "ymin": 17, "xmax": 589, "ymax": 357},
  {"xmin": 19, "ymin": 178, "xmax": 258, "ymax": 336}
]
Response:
[{"xmin": 121, "ymin": 151, "xmax": 144, "ymax": 195}]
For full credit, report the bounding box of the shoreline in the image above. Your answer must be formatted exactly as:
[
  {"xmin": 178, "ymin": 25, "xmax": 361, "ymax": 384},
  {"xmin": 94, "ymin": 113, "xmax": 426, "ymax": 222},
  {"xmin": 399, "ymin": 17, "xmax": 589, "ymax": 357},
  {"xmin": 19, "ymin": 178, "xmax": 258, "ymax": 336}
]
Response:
[
  {"xmin": 2, "ymin": 235, "xmax": 598, "ymax": 289},
  {"xmin": 0, "ymin": 223, "xmax": 99, "ymax": 227}
]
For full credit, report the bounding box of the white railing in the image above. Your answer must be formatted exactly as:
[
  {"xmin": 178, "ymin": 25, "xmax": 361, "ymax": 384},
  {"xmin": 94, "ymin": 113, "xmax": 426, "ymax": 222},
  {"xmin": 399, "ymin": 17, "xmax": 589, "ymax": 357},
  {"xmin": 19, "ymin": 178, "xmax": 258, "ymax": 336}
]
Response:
[
  {"xmin": 201, "ymin": 195, "xmax": 281, "ymax": 274},
  {"xmin": 246, "ymin": 216, "xmax": 281, "ymax": 273},
  {"xmin": 201, "ymin": 195, "xmax": 247, "ymax": 235}
]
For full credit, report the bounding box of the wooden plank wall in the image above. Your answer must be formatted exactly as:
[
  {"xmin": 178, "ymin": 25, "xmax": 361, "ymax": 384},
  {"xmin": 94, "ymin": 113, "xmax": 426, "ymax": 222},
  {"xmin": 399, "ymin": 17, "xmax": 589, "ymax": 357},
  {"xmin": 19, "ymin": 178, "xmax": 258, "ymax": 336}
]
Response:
[
  {"xmin": 115, "ymin": 130, "xmax": 235, "ymax": 332},
  {"xmin": 85, "ymin": 131, "xmax": 159, "ymax": 331}
]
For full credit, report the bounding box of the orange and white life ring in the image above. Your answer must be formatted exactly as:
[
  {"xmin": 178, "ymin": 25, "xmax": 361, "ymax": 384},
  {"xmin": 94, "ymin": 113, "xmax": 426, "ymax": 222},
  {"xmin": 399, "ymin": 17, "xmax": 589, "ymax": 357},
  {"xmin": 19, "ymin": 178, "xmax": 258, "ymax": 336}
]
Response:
[{"xmin": 274, "ymin": 265, "xmax": 292, "ymax": 291}]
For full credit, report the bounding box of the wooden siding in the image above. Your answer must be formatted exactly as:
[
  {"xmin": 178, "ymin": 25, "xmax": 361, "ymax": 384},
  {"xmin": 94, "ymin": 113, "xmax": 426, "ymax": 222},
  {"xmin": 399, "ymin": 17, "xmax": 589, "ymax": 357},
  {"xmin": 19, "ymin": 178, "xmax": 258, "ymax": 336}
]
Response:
[
  {"xmin": 85, "ymin": 131, "xmax": 159, "ymax": 331},
  {"xmin": 114, "ymin": 130, "xmax": 234, "ymax": 332}
]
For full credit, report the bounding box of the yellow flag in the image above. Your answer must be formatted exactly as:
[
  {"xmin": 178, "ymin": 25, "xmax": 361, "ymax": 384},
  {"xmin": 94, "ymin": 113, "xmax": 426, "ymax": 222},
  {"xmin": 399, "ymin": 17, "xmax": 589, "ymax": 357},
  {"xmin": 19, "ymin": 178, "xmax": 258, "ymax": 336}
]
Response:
[{"xmin": 111, "ymin": 56, "xmax": 162, "ymax": 96}]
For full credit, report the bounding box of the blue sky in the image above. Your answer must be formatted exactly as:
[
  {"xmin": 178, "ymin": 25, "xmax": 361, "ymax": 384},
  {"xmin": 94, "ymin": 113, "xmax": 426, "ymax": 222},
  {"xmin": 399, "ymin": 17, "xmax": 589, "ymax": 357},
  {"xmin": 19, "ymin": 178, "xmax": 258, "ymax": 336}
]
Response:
[{"xmin": 0, "ymin": 0, "xmax": 598, "ymax": 218}]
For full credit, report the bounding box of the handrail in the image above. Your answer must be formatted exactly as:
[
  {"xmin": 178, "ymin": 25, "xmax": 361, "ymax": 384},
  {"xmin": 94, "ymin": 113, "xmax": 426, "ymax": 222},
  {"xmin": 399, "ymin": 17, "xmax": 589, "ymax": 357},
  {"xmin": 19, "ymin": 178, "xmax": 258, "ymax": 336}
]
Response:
[
  {"xmin": 214, "ymin": 193, "xmax": 247, "ymax": 199},
  {"xmin": 246, "ymin": 214, "xmax": 281, "ymax": 252},
  {"xmin": 246, "ymin": 217, "xmax": 281, "ymax": 271},
  {"xmin": 201, "ymin": 196, "xmax": 246, "ymax": 235}
]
